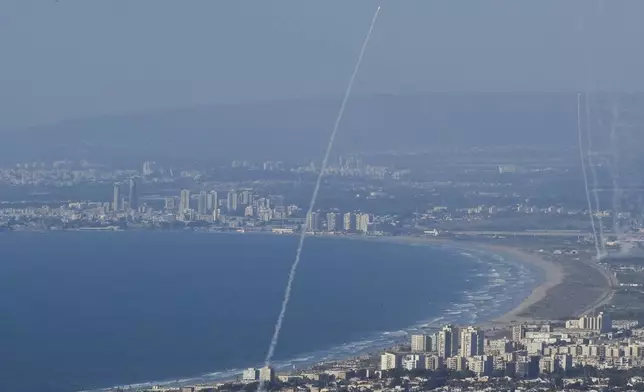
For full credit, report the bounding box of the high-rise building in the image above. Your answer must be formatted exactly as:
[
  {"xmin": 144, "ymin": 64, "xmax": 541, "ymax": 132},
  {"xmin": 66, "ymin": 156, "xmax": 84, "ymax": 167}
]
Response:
[
  {"xmin": 578, "ymin": 312, "xmax": 612, "ymax": 333},
  {"xmin": 380, "ymin": 352, "xmax": 401, "ymax": 370},
  {"xmin": 306, "ymin": 211, "xmax": 320, "ymax": 232},
  {"xmin": 469, "ymin": 355, "xmax": 493, "ymax": 376},
  {"xmin": 128, "ymin": 178, "xmax": 139, "ymax": 211},
  {"xmin": 207, "ymin": 190, "xmax": 218, "ymax": 213},
  {"xmin": 112, "ymin": 183, "xmax": 121, "ymax": 211},
  {"xmin": 258, "ymin": 366, "xmax": 274, "ymax": 382},
  {"xmin": 437, "ymin": 325, "xmax": 460, "ymax": 358},
  {"xmin": 437, "ymin": 328, "xmax": 452, "ymax": 359},
  {"xmin": 411, "ymin": 334, "xmax": 431, "ymax": 352},
  {"xmin": 343, "ymin": 212, "xmax": 355, "ymax": 231},
  {"xmin": 460, "ymin": 326, "xmax": 485, "ymax": 357},
  {"xmin": 227, "ymin": 191, "xmax": 238, "ymax": 213},
  {"xmin": 180, "ymin": 189, "xmax": 191, "ymax": 212},
  {"xmin": 242, "ymin": 368, "xmax": 258, "ymax": 381},
  {"xmin": 241, "ymin": 190, "xmax": 251, "ymax": 205},
  {"xmin": 326, "ymin": 212, "xmax": 338, "ymax": 232},
  {"xmin": 512, "ymin": 324, "xmax": 527, "ymax": 342},
  {"xmin": 356, "ymin": 213, "xmax": 370, "ymax": 233},
  {"xmin": 451, "ymin": 325, "xmax": 461, "ymax": 356},
  {"xmin": 197, "ymin": 191, "xmax": 207, "ymax": 214}
]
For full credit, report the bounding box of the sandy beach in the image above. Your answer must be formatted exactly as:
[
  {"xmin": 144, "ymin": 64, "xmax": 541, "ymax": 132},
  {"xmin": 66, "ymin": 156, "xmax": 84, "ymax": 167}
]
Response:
[
  {"xmin": 330, "ymin": 234, "xmax": 609, "ymax": 326},
  {"xmin": 481, "ymin": 244, "xmax": 564, "ymax": 325}
]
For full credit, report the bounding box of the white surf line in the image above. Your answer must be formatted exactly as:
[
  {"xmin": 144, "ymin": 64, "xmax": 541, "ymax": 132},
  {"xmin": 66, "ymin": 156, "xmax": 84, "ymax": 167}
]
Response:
[
  {"xmin": 258, "ymin": 6, "xmax": 381, "ymax": 391},
  {"xmin": 577, "ymin": 93, "xmax": 601, "ymax": 258}
]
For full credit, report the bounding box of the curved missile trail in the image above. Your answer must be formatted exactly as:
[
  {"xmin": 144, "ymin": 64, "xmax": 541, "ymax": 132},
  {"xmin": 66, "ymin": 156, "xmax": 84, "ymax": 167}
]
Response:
[
  {"xmin": 577, "ymin": 93, "xmax": 601, "ymax": 257},
  {"xmin": 259, "ymin": 5, "xmax": 381, "ymax": 386}
]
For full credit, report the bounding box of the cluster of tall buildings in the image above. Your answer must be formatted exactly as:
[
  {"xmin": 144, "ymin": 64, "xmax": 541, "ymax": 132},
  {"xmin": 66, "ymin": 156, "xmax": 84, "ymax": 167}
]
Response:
[
  {"xmin": 380, "ymin": 315, "xmax": 628, "ymax": 378},
  {"xmin": 565, "ymin": 312, "xmax": 612, "ymax": 333},
  {"xmin": 174, "ymin": 189, "xmax": 219, "ymax": 220},
  {"xmin": 112, "ymin": 178, "xmax": 139, "ymax": 212},
  {"xmin": 241, "ymin": 366, "xmax": 275, "ymax": 382},
  {"xmin": 430, "ymin": 325, "xmax": 485, "ymax": 358},
  {"xmin": 306, "ymin": 211, "xmax": 371, "ymax": 233},
  {"xmin": 168, "ymin": 189, "xmax": 287, "ymax": 222},
  {"xmin": 382, "ymin": 325, "xmax": 487, "ymax": 374}
]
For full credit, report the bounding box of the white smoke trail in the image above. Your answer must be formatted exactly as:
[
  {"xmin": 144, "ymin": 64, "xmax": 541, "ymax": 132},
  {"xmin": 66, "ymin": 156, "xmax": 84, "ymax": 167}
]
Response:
[
  {"xmin": 608, "ymin": 99, "xmax": 623, "ymax": 241},
  {"xmin": 577, "ymin": 93, "xmax": 601, "ymax": 258},
  {"xmin": 259, "ymin": 6, "xmax": 381, "ymax": 386},
  {"xmin": 578, "ymin": 5, "xmax": 607, "ymax": 259},
  {"xmin": 584, "ymin": 93, "xmax": 607, "ymax": 257}
]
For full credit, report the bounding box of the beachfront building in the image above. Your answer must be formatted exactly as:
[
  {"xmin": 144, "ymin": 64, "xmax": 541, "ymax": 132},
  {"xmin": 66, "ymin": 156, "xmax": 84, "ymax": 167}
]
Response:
[
  {"xmin": 326, "ymin": 212, "xmax": 338, "ymax": 231},
  {"xmin": 436, "ymin": 325, "xmax": 460, "ymax": 358},
  {"xmin": 242, "ymin": 368, "xmax": 259, "ymax": 381},
  {"xmin": 258, "ymin": 366, "xmax": 275, "ymax": 382},
  {"xmin": 356, "ymin": 213, "xmax": 371, "ymax": 233},
  {"xmin": 460, "ymin": 326, "xmax": 485, "ymax": 357},
  {"xmin": 381, "ymin": 352, "xmax": 401, "ymax": 370},
  {"xmin": 578, "ymin": 312, "xmax": 612, "ymax": 333},
  {"xmin": 436, "ymin": 329, "xmax": 451, "ymax": 358},
  {"xmin": 343, "ymin": 212, "xmax": 355, "ymax": 231},
  {"xmin": 411, "ymin": 334, "xmax": 431, "ymax": 352}
]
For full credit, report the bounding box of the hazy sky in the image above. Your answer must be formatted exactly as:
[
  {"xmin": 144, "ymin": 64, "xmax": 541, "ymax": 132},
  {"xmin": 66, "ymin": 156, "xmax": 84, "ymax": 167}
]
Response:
[{"xmin": 1, "ymin": 0, "xmax": 642, "ymax": 128}]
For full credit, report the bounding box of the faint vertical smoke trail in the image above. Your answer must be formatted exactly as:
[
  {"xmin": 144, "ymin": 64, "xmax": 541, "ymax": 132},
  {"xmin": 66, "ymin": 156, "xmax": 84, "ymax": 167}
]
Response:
[
  {"xmin": 578, "ymin": 93, "xmax": 601, "ymax": 258},
  {"xmin": 608, "ymin": 100, "xmax": 623, "ymax": 242},
  {"xmin": 584, "ymin": 93, "xmax": 607, "ymax": 257},
  {"xmin": 258, "ymin": 6, "xmax": 381, "ymax": 387},
  {"xmin": 577, "ymin": 4, "xmax": 608, "ymax": 260}
]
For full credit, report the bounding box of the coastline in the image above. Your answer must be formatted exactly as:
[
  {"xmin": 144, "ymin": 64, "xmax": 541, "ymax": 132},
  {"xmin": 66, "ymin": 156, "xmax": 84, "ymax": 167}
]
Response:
[
  {"xmin": 330, "ymin": 235, "xmax": 565, "ymax": 323},
  {"xmin": 75, "ymin": 231, "xmax": 604, "ymax": 391},
  {"xmin": 479, "ymin": 244, "xmax": 564, "ymax": 325}
]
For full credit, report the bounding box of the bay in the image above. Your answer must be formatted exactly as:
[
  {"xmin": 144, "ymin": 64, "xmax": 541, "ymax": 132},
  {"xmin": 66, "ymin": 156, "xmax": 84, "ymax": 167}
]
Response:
[{"xmin": 0, "ymin": 231, "xmax": 540, "ymax": 391}]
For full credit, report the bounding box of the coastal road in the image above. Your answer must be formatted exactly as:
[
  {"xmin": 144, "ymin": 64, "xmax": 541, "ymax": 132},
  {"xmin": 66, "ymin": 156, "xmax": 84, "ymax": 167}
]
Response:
[{"xmin": 453, "ymin": 230, "xmax": 585, "ymax": 238}]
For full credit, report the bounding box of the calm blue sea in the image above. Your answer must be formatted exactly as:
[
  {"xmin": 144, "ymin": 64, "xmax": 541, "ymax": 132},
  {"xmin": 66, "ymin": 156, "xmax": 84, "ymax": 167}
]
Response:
[{"xmin": 0, "ymin": 232, "xmax": 541, "ymax": 392}]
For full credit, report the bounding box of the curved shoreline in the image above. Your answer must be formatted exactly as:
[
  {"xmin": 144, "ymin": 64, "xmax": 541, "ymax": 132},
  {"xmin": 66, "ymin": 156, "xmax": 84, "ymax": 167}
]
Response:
[
  {"xmin": 477, "ymin": 244, "xmax": 564, "ymax": 325},
  {"xmin": 334, "ymin": 235, "xmax": 565, "ymax": 324},
  {"xmin": 350, "ymin": 234, "xmax": 614, "ymax": 325},
  {"xmin": 89, "ymin": 232, "xmax": 597, "ymax": 391}
]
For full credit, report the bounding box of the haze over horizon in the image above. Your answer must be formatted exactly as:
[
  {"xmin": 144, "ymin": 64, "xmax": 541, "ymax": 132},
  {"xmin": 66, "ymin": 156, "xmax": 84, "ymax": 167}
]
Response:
[{"xmin": 1, "ymin": 0, "xmax": 642, "ymax": 129}]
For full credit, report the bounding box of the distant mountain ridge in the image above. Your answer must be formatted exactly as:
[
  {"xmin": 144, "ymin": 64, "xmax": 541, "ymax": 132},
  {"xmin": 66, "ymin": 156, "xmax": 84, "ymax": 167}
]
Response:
[{"xmin": 2, "ymin": 93, "xmax": 624, "ymax": 166}]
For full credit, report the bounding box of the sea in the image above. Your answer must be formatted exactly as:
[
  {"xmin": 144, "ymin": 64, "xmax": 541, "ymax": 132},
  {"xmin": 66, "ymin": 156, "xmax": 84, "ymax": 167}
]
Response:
[{"xmin": 0, "ymin": 231, "xmax": 543, "ymax": 392}]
